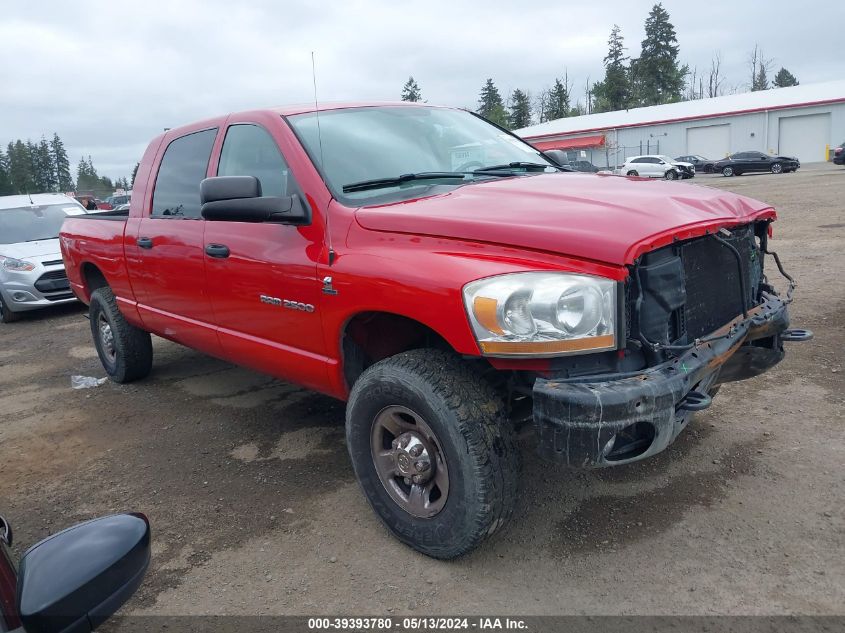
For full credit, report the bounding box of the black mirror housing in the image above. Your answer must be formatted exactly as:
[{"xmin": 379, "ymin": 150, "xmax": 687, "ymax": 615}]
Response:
[
  {"xmin": 17, "ymin": 513, "xmax": 151, "ymax": 633},
  {"xmin": 200, "ymin": 176, "xmax": 310, "ymax": 225},
  {"xmin": 200, "ymin": 175, "xmax": 261, "ymax": 204}
]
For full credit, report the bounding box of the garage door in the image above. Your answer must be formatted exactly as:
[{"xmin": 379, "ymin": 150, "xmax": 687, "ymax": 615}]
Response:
[
  {"xmin": 686, "ymin": 124, "xmax": 730, "ymax": 159},
  {"xmin": 778, "ymin": 113, "xmax": 831, "ymax": 163}
]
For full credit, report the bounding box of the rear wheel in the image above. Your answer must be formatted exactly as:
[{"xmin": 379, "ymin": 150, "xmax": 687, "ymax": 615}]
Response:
[
  {"xmin": 89, "ymin": 287, "xmax": 153, "ymax": 383},
  {"xmin": 771, "ymin": 162, "xmax": 783, "ymax": 174},
  {"xmin": 626, "ymin": 170, "xmax": 639, "ymax": 176},
  {"xmin": 0, "ymin": 294, "xmax": 22, "ymax": 323},
  {"xmin": 346, "ymin": 349, "xmax": 519, "ymax": 559},
  {"xmin": 722, "ymin": 166, "xmax": 734, "ymax": 177}
]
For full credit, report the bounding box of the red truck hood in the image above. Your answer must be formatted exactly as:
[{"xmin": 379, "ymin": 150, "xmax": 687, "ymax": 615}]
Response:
[{"xmin": 354, "ymin": 173, "xmax": 774, "ymax": 265}]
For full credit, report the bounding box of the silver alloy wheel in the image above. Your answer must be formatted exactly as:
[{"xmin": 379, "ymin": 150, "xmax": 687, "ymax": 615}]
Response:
[
  {"xmin": 97, "ymin": 313, "xmax": 116, "ymax": 363},
  {"xmin": 723, "ymin": 166, "xmax": 734, "ymax": 177},
  {"xmin": 665, "ymin": 169, "xmax": 677, "ymax": 180},
  {"xmin": 771, "ymin": 163, "xmax": 783, "ymax": 174},
  {"xmin": 627, "ymin": 170, "xmax": 638, "ymax": 176},
  {"xmin": 370, "ymin": 405, "xmax": 450, "ymax": 518}
]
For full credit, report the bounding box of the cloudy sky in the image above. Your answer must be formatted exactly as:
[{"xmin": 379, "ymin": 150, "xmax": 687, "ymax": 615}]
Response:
[{"xmin": 2, "ymin": 0, "xmax": 843, "ymax": 181}]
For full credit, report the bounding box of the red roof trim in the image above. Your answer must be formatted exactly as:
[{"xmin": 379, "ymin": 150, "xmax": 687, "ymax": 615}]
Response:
[
  {"xmin": 533, "ymin": 134, "xmax": 605, "ymax": 151},
  {"xmin": 523, "ymin": 96, "xmax": 845, "ymax": 141}
]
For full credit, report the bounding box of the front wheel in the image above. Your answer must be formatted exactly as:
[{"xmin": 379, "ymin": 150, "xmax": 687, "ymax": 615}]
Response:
[
  {"xmin": 664, "ymin": 169, "xmax": 678, "ymax": 180},
  {"xmin": 346, "ymin": 349, "xmax": 520, "ymax": 559},
  {"xmin": 0, "ymin": 294, "xmax": 22, "ymax": 323},
  {"xmin": 722, "ymin": 166, "xmax": 734, "ymax": 177},
  {"xmin": 626, "ymin": 170, "xmax": 639, "ymax": 177},
  {"xmin": 89, "ymin": 287, "xmax": 153, "ymax": 383},
  {"xmin": 771, "ymin": 162, "xmax": 783, "ymax": 174}
]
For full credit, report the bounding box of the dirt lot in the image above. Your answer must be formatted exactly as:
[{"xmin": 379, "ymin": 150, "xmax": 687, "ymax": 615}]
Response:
[{"xmin": 1, "ymin": 163, "xmax": 843, "ymax": 616}]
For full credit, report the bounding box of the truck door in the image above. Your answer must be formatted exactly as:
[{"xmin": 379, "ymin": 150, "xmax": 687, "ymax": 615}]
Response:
[
  {"xmin": 202, "ymin": 122, "xmax": 329, "ymax": 392},
  {"xmin": 132, "ymin": 127, "xmax": 223, "ymax": 357}
]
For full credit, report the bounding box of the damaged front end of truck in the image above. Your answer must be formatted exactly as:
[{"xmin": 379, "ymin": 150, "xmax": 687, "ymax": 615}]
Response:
[{"xmin": 532, "ymin": 219, "xmax": 813, "ymax": 468}]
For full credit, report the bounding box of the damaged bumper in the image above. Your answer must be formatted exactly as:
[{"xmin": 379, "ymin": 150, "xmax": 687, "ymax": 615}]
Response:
[{"xmin": 533, "ymin": 293, "xmax": 809, "ymax": 468}]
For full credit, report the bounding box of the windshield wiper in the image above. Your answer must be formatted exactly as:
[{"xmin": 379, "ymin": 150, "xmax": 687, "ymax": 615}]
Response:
[
  {"xmin": 25, "ymin": 237, "xmax": 56, "ymax": 242},
  {"xmin": 342, "ymin": 172, "xmax": 469, "ymax": 193},
  {"xmin": 473, "ymin": 161, "xmax": 565, "ymax": 173}
]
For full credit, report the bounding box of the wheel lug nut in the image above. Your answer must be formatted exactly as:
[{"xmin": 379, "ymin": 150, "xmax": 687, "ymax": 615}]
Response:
[
  {"xmin": 409, "ymin": 445, "xmax": 422, "ymax": 457},
  {"xmin": 415, "ymin": 460, "xmax": 430, "ymax": 471},
  {"xmin": 412, "ymin": 475, "xmax": 422, "ymax": 484},
  {"xmin": 404, "ymin": 477, "xmax": 411, "ymax": 485},
  {"xmin": 399, "ymin": 437, "xmax": 410, "ymax": 448},
  {"xmin": 392, "ymin": 439, "xmax": 399, "ymax": 449}
]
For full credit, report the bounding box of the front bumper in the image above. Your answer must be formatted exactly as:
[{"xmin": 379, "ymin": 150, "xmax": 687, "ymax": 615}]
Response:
[
  {"xmin": 0, "ymin": 266, "xmax": 76, "ymax": 313},
  {"xmin": 533, "ymin": 294, "xmax": 807, "ymax": 468}
]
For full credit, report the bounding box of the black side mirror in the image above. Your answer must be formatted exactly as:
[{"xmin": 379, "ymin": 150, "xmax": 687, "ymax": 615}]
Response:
[
  {"xmin": 17, "ymin": 513, "xmax": 150, "ymax": 633},
  {"xmin": 0, "ymin": 514, "xmax": 11, "ymax": 546},
  {"xmin": 200, "ymin": 176, "xmax": 310, "ymax": 225}
]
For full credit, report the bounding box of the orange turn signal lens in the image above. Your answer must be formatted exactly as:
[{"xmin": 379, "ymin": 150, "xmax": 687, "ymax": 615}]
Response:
[
  {"xmin": 479, "ymin": 334, "xmax": 616, "ymax": 357},
  {"xmin": 472, "ymin": 296, "xmax": 504, "ymax": 335}
]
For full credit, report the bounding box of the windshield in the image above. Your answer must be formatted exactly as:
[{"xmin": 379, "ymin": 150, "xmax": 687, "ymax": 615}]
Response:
[
  {"xmin": 287, "ymin": 106, "xmax": 555, "ymax": 203},
  {"xmin": 0, "ymin": 203, "xmax": 86, "ymax": 244}
]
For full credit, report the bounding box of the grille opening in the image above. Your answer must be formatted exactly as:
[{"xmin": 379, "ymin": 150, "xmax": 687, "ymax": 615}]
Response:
[{"xmin": 603, "ymin": 421, "xmax": 656, "ymax": 462}]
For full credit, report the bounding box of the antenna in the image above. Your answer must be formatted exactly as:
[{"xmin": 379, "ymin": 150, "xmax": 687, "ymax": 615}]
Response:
[{"xmin": 312, "ymin": 51, "xmax": 335, "ymax": 266}]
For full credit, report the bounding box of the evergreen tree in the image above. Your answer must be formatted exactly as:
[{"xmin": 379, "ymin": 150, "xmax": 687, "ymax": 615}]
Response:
[
  {"xmin": 592, "ymin": 25, "xmax": 631, "ymax": 112},
  {"xmin": 51, "ymin": 133, "xmax": 73, "ymax": 192},
  {"xmin": 477, "ymin": 78, "xmax": 506, "ymax": 126},
  {"xmin": 9, "ymin": 141, "xmax": 36, "ymax": 194},
  {"xmin": 543, "ymin": 77, "xmax": 571, "ymax": 121},
  {"xmin": 508, "ymin": 89, "xmax": 533, "ymax": 129},
  {"xmin": 0, "ymin": 147, "xmax": 13, "ymax": 195},
  {"xmin": 753, "ymin": 63, "xmax": 769, "ymax": 91},
  {"xmin": 401, "ymin": 76, "xmax": 422, "ymax": 102},
  {"xmin": 130, "ymin": 162, "xmax": 140, "ymax": 188},
  {"xmin": 636, "ymin": 3, "xmax": 687, "ymax": 106},
  {"xmin": 772, "ymin": 67, "xmax": 798, "ymax": 88},
  {"xmin": 34, "ymin": 137, "xmax": 56, "ymax": 192}
]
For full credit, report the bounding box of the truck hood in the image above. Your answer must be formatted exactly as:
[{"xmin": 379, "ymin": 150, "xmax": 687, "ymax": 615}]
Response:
[
  {"xmin": 355, "ymin": 173, "xmax": 773, "ymax": 265},
  {"xmin": 0, "ymin": 238, "xmax": 61, "ymax": 260}
]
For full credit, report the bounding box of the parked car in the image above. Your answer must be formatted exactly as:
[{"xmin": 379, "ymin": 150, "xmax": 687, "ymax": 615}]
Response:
[
  {"xmin": 833, "ymin": 141, "xmax": 844, "ymax": 166},
  {"xmin": 622, "ymin": 155, "xmax": 694, "ymax": 179},
  {"xmin": 675, "ymin": 154, "xmax": 717, "ymax": 173},
  {"xmin": 0, "ymin": 512, "xmax": 150, "ymax": 632},
  {"xmin": 567, "ymin": 159, "xmax": 600, "ymax": 173},
  {"xmin": 714, "ymin": 151, "xmax": 800, "ymax": 176},
  {"xmin": 105, "ymin": 193, "xmax": 132, "ymax": 208},
  {"xmin": 0, "ymin": 193, "xmax": 88, "ymax": 323},
  {"xmin": 60, "ymin": 103, "xmax": 810, "ymax": 559}
]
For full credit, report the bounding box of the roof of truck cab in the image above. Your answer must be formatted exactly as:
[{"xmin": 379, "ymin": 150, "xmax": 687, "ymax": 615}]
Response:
[
  {"xmin": 268, "ymin": 101, "xmax": 452, "ymax": 116},
  {"xmin": 0, "ymin": 193, "xmax": 83, "ymax": 210}
]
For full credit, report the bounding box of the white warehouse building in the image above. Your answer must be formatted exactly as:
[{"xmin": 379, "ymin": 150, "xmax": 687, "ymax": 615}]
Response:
[{"xmin": 515, "ymin": 80, "xmax": 845, "ymax": 169}]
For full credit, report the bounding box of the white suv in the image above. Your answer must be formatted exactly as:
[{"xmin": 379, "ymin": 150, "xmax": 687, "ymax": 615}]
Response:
[{"xmin": 622, "ymin": 155, "xmax": 694, "ymax": 180}]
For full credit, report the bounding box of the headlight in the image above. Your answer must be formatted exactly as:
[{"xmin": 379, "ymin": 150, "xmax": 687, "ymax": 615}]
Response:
[
  {"xmin": 463, "ymin": 272, "xmax": 618, "ymax": 357},
  {"xmin": 0, "ymin": 256, "xmax": 35, "ymax": 272}
]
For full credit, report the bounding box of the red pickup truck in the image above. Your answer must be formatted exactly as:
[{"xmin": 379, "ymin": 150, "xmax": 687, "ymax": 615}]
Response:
[{"xmin": 60, "ymin": 103, "xmax": 810, "ymax": 558}]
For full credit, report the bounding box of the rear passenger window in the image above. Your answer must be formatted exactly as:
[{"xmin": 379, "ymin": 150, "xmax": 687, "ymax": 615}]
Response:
[
  {"xmin": 151, "ymin": 129, "xmax": 217, "ymax": 219},
  {"xmin": 217, "ymin": 125, "xmax": 291, "ymax": 197}
]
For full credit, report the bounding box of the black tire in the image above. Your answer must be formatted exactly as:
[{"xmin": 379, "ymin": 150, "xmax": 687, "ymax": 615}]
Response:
[
  {"xmin": 771, "ymin": 162, "xmax": 783, "ymax": 174},
  {"xmin": 0, "ymin": 294, "xmax": 22, "ymax": 323},
  {"xmin": 664, "ymin": 169, "xmax": 678, "ymax": 180},
  {"xmin": 626, "ymin": 170, "xmax": 638, "ymax": 177},
  {"xmin": 89, "ymin": 287, "xmax": 153, "ymax": 383},
  {"xmin": 722, "ymin": 166, "xmax": 734, "ymax": 177},
  {"xmin": 346, "ymin": 349, "xmax": 520, "ymax": 559}
]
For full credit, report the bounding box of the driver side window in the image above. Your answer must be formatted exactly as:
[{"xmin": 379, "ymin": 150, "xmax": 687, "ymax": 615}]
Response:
[{"xmin": 218, "ymin": 124, "xmax": 291, "ymax": 197}]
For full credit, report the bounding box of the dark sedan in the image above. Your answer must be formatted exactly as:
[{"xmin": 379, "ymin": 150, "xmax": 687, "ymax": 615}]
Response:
[
  {"xmin": 1, "ymin": 512, "xmax": 150, "ymax": 632},
  {"xmin": 714, "ymin": 151, "xmax": 800, "ymax": 176},
  {"xmin": 676, "ymin": 154, "xmax": 717, "ymax": 173},
  {"xmin": 833, "ymin": 141, "xmax": 844, "ymax": 166}
]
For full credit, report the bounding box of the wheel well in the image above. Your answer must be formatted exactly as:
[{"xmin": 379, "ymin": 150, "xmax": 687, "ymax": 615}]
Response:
[
  {"xmin": 342, "ymin": 312, "xmax": 452, "ymax": 389},
  {"xmin": 81, "ymin": 263, "xmax": 109, "ymax": 300}
]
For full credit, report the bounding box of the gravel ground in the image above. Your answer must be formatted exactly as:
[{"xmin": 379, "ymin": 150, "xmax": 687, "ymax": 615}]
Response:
[{"xmin": 1, "ymin": 163, "xmax": 843, "ymax": 616}]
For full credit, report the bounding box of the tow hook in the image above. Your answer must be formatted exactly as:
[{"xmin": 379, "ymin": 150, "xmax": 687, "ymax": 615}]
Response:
[
  {"xmin": 678, "ymin": 390, "xmax": 712, "ymax": 412},
  {"xmin": 781, "ymin": 328, "xmax": 814, "ymax": 342}
]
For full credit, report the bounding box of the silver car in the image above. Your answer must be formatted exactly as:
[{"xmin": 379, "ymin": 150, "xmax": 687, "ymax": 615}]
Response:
[{"xmin": 0, "ymin": 193, "xmax": 88, "ymax": 323}]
